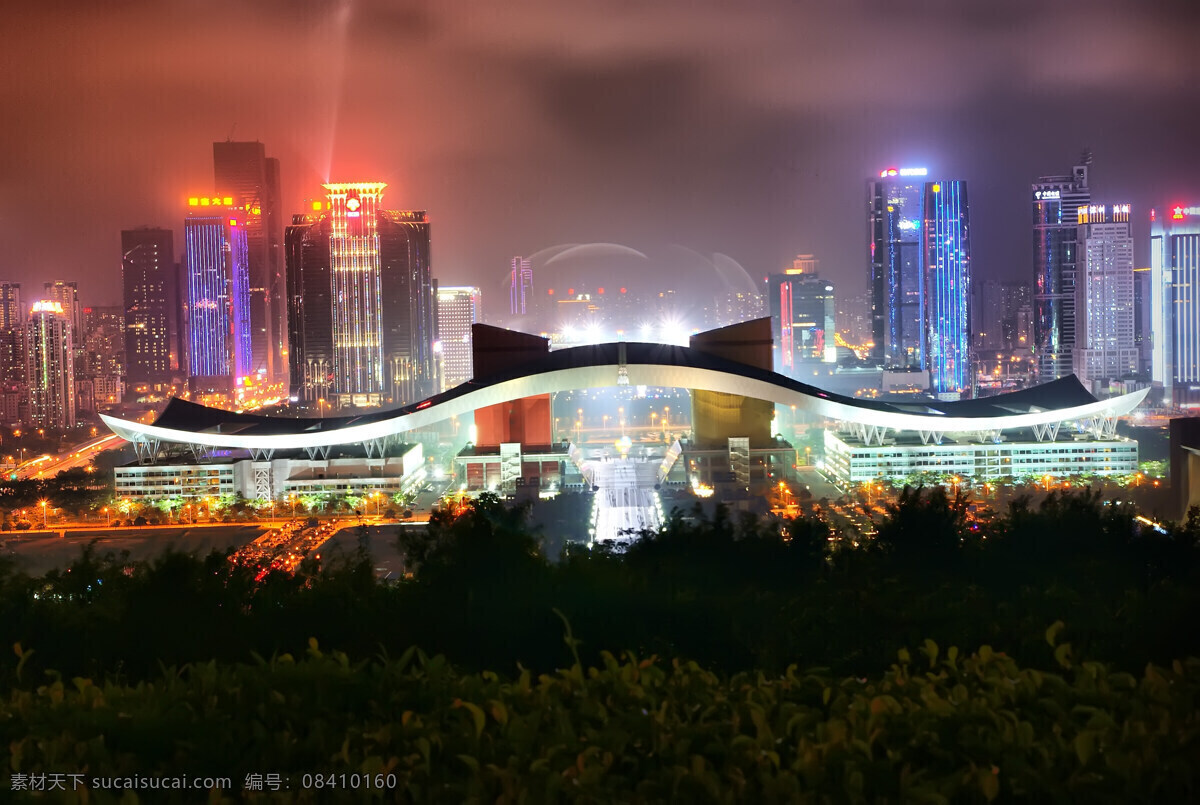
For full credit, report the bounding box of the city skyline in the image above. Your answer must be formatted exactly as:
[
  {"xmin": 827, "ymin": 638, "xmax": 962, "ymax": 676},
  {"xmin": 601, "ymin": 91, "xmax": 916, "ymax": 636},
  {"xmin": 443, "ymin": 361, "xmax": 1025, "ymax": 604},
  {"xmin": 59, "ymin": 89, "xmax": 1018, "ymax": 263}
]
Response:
[{"xmin": 2, "ymin": 2, "xmax": 1197, "ymax": 316}]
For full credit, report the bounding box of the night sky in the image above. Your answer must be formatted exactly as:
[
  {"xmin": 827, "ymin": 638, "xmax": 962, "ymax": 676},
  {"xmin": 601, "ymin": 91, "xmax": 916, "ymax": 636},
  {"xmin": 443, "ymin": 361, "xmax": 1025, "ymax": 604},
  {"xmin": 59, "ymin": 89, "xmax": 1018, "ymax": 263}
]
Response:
[{"xmin": 2, "ymin": 1, "xmax": 1198, "ymax": 317}]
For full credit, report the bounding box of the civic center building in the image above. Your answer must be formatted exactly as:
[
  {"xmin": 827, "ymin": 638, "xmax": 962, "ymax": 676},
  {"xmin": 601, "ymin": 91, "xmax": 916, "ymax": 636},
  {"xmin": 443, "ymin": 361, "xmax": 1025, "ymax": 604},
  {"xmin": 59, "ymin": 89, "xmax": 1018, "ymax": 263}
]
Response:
[{"xmin": 103, "ymin": 320, "xmax": 1145, "ymax": 500}]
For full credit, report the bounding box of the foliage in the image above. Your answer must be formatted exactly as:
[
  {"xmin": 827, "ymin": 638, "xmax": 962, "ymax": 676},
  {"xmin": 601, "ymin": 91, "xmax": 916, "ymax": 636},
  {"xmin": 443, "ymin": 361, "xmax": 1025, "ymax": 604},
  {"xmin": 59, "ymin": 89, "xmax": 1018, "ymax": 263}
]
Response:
[{"xmin": 2, "ymin": 639, "xmax": 1197, "ymax": 803}]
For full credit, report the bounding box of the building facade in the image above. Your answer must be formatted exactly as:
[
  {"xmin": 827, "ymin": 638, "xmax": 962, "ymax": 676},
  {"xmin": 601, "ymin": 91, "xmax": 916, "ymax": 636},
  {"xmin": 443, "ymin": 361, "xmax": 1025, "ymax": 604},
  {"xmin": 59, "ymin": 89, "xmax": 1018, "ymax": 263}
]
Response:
[
  {"xmin": 184, "ymin": 203, "xmax": 253, "ymax": 389},
  {"xmin": 824, "ymin": 428, "xmax": 1137, "ymax": 484},
  {"xmin": 1152, "ymin": 204, "xmax": 1200, "ymax": 406},
  {"xmin": 286, "ymin": 183, "xmax": 436, "ymax": 407},
  {"xmin": 121, "ymin": 227, "xmax": 180, "ymax": 387},
  {"xmin": 213, "ymin": 141, "xmax": 285, "ymax": 380},
  {"xmin": 1032, "ymin": 156, "xmax": 1092, "ymax": 382},
  {"xmin": 437, "ymin": 286, "xmax": 480, "ymax": 390},
  {"xmin": 1074, "ymin": 204, "xmax": 1136, "ymax": 388},
  {"xmin": 510, "ymin": 257, "xmax": 533, "ymax": 317},
  {"xmin": 26, "ymin": 300, "xmax": 75, "ymax": 429},
  {"xmin": 869, "ymin": 168, "xmax": 926, "ymax": 367},
  {"xmin": 768, "ymin": 257, "xmax": 835, "ymax": 374},
  {"xmin": 923, "ymin": 180, "xmax": 972, "ymax": 398}
]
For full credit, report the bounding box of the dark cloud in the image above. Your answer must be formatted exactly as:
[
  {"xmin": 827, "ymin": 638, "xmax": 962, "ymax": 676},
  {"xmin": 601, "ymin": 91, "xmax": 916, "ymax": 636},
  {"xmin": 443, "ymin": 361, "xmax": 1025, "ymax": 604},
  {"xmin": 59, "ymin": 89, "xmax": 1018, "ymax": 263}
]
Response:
[{"xmin": 0, "ymin": 0, "xmax": 1196, "ymax": 319}]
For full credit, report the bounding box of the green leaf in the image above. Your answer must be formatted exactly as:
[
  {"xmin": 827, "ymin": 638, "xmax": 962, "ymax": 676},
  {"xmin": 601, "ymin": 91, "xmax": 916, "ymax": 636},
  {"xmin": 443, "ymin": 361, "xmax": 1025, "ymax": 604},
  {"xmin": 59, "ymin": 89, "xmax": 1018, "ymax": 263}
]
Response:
[
  {"xmin": 1074, "ymin": 731, "xmax": 1095, "ymax": 766},
  {"xmin": 1054, "ymin": 642, "xmax": 1072, "ymax": 670},
  {"xmin": 1045, "ymin": 621, "xmax": 1066, "ymax": 648},
  {"xmin": 978, "ymin": 767, "xmax": 1000, "ymax": 802},
  {"xmin": 921, "ymin": 639, "xmax": 939, "ymax": 667},
  {"xmin": 455, "ymin": 699, "xmax": 487, "ymax": 739},
  {"xmin": 898, "ymin": 648, "xmax": 911, "ymax": 664},
  {"xmin": 457, "ymin": 754, "xmax": 480, "ymax": 772}
]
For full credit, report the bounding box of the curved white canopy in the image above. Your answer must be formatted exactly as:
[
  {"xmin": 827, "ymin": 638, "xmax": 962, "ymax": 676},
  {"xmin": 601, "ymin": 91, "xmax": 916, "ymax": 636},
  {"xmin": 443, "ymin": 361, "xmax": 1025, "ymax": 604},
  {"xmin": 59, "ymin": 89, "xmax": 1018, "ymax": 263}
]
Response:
[{"xmin": 101, "ymin": 360, "xmax": 1149, "ymax": 451}]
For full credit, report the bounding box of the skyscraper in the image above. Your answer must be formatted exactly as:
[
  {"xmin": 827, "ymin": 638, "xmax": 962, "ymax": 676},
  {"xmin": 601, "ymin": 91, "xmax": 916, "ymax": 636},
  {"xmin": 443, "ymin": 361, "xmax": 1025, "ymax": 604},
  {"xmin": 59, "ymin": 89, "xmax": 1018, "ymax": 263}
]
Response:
[
  {"xmin": 437, "ymin": 286, "xmax": 481, "ymax": 390},
  {"xmin": 0, "ymin": 283, "xmax": 22, "ymax": 330},
  {"xmin": 44, "ymin": 280, "xmax": 83, "ymax": 379},
  {"xmin": 510, "ymin": 257, "xmax": 533, "ymax": 317},
  {"xmin": 26, "ymin": 300, "xmax": 75, "ymax": 429},
  {"xmin": 868, "ymin": 168, "xmax": 972, "ymax": 396},
  {"xmin": 183, "ymin": 199, "xmax": 252, "ymax": 388},
  {"xmin": 869, "ymin": 167, "xmax": 927, "ymax": 367},
  {"xmin": 923, "ymin": 180, "xmax": 971, "ymax": 398},
  {"xmin": 768, "ymin": 256, "xmax": 836, "ymax": 374},
  {"xmin": 213, "ymin": 141, "xmax": 285, "ymax": 380},
  {"xmin": 121, "ymin": 227, "xmax": 180, "ymax": 387},
  {"xmin": 1151, "ymin": 204, "xmax": 1200, "ymax": 406},
  {"xmin": 286, "ymin": 183, "xmax": 436, "ymax": 406},
  {"xmin": 1032, "ymin": 155, "xmax": 1091, "ymax": 382},
  {"xmin": 1074, "ymin": 203, "xmax": 1136, "ymax": 388}
]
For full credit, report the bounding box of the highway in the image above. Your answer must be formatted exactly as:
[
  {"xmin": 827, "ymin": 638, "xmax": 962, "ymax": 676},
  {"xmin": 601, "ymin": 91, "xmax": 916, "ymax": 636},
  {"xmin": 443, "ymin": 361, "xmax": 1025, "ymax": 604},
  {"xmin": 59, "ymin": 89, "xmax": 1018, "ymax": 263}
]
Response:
[{"xmin": 11, "ymin": 433, "xmax": 125, "ymax": 479}]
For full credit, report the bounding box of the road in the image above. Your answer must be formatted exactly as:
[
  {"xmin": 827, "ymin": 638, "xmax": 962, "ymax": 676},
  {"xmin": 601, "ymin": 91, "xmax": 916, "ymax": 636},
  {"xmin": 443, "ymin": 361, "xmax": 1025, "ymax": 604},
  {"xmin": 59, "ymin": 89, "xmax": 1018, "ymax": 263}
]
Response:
[{"xmin": 13, "ymin": 433, "xmax": 125, "ymax": 479}]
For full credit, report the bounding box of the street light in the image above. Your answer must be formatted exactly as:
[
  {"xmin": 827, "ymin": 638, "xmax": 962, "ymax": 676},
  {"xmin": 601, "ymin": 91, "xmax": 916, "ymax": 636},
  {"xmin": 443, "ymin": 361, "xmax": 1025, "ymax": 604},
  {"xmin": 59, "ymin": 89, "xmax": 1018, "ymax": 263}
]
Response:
[{"xmin": 39, "ymin": 499, "xmax": 48, "ymax": 529}]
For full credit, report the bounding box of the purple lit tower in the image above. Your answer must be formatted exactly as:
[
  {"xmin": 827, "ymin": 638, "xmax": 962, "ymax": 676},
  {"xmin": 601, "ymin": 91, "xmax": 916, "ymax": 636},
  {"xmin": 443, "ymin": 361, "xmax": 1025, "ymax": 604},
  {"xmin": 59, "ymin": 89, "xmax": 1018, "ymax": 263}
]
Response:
[{"xmin": 184, "ymin": 195, "xmax": 252, "ymax": 390}]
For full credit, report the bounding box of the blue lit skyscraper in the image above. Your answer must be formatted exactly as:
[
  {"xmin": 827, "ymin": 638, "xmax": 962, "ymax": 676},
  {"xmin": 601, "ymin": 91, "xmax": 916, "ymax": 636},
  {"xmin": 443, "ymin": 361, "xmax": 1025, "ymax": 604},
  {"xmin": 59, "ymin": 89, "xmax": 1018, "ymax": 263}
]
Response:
[
  {"xmin": 922, "ymin": 180, "xmax": 971, "ymax": 398},
  {"xmin": 184, "ymin": 197, "xmax": 252, "ymax": 388}
]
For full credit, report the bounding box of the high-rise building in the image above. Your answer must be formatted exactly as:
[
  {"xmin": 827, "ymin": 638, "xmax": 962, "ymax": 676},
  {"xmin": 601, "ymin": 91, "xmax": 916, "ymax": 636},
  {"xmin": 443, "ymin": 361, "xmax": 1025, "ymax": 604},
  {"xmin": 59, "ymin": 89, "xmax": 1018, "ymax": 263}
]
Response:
[
  {"xmin": 869, "ymin": 167, "xmax": 927, "ymax": 367},
  {"xmin": 1151, "ymin": 204, "xmax": 1200, "ymax": 406},
  {"xmin": 0, "ymin": 283, "xmax": 22, "ymax": 330},
  {"xmin": 1133, "ymin": 266, "xmax": 1153, "ymax": 377},
  {"xmin": 923, "ymin": 180, "xmax": 971, "ymax": 398},
  {"xmin": 509, "ymin": 257, "xmax": 533, "ymax": 317},
  {"xmin": 768, "ymin": 256, "xmax": 836, "ymax": 373},
  {"xmin": 83, "ymin": 305, "xmax": 125, "ymax": 410},
  {"xmin": 121, "ymin": 227, "xmax": 181, "ymax": 387},
  {"xmin": 213, "ymin": 141, "xmax": 285, "ymax": 380},
  {"xmin": 437, "ymin": 286, "xmax": 481, "ymax": 390},
  {"xmin": 975, "ymin": 281, "xmax": 1033, "ymax": 353},
  {"xmin": 183, "ymin": 201, "xmax": 252, "ymax": 388},
  {"xmin": 286, "ymin": 183, "xmax": 436, "ymax": 406},
  {"xmin": 1074, "ymin": 203, "xmax": 1136, "ymax": 388},
  {"xmin": 1032, "ymin": 155, "xmax": 1092, "ymax": 382},
  {"xmin": 44, "ymin": 280, "xmax": 84, "ymax": 379},
  {"xmin": 26, "ymin": 300, "xmax": 75, "ymax": 429}
]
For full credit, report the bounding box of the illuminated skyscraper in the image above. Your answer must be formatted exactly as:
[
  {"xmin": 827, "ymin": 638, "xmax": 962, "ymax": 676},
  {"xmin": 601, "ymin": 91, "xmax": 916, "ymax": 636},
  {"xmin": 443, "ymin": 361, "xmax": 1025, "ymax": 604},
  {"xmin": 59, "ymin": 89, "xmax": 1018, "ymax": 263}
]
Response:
[
  {"xmin": 510, "ymin": 257, "xmax": 533, "ymax": 317},
  {"xmin": 1151, "ymin": 204, "xmax": 1200, "ymax": 406},
  {"xmin": 869, "ymin": 167, "xmax": 927, "ymax": 367},
  {"xmin": 768, "ymin": 256, "xmax": 836, "ymax": 374},
  {"xmin": 0, "ymin": 283, "xmax": 23, "ymax": 330},
  {"xmin": 1074, "ymin": 203, "xmax": 1136, "ymax": 387},
  {"xmin": 121, "ymin": 227, "xmax": 180, "ymax": 386},
  {"xmin": 286, "ymin": 184, "xmax": 436, "ymax": 406},
  {"xmin": 1032, "ymin": 155, "xmax": 1091, "ymax": 381},
  {"xmin": 923, "ymin": 180, "xmax": 971, "ymax": 398},
  {"xmin": 213, "ymin": 141, "xmax": 285, "ymax": 380},
  {"xmin": 26, "ymin": 300, "xmax": 75, "ymax": 429},
  {"xmin": 183, "ymin": 199, "xmax": 252, "ymax": 388},
  {"xmin": 437, "ymin": 286, "xmax": 481, "ymax": 389},
  {"xmin": 0, "ymin": 282, "xmax": 24, "ymax": 388}
]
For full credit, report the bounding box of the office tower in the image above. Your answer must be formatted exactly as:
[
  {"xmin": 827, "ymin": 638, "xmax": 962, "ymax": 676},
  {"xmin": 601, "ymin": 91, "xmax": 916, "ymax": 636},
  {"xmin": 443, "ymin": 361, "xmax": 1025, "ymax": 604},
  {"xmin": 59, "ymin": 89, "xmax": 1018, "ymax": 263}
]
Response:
[
  {"xmin": 437, "ymin": 286, "xmax": 481, "ymax": 389},
  {"xmin": 1133, "ymin": 266, "xmax": 1153, "ymax": 376},
  {"xmin": 836, "ymin": 291, "xmax": 873, "ymax": 351},
  {"xmin": 510, "ymin": 257, "xmax": 533, "ymax": 317},
  {"xmin": 43, "ymin": 281, "xmax": 81, "ymax": 345},
  {"xmin": 709, "ymin": 290, "xmax": 765, "ymax": 329},
  {"xmin": 923, "ymin": 180, "xmax": 972, "ymax": 398},
  {"xmin": 83, "ymin": 305, "xmax": 125, "ymax": 410},
  {"xmin": 976, "ymin": 281, "xmax": 1033, "ymax": 353},
  {"xmin": 121, "ymin": 228, "xmax": 181, "ymax": 386},
  {"xmin": 26, "ymin": 301, "xmax": 75, "ymax": 429},
  {"xmin": 869, "ymin": 167, "xmax": 928, "ymax": 367},
  {"xmin": 1074, "ymin": 204, "xmax": 1136, "ymax": 387},
  {"xmin": 286, "ymin": 183, "xmax": 436, "ymax": 406},
  {"xmin": 768, "ymin": 257, "xmax": 836, "ymax": 374},
  {"xmin": 1151, "ymin": 204, "xmax": 1200, "ymax": 406},
  {"xmin": 184, "ymin": 201, "xmax": 252, "ymax": 388},
  {"xmin": 213, "ymin": 141, "xmax": 285, "ymax": 380},
  {"xmin": 1032, "ymin": 154, "xmax": 1092, "ymax": 381},
  {"xmin": 0, "ymin": 283, "xmax": 22, "ymax": 330}
]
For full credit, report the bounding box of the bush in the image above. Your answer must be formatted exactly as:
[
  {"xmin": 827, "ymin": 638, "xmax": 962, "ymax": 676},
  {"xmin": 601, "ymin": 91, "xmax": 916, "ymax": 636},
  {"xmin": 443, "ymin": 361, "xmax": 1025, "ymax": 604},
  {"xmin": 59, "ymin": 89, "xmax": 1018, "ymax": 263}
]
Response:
[{"xmin": 2, "ymin": 640, "xmax": 1196, "ymax": 803}]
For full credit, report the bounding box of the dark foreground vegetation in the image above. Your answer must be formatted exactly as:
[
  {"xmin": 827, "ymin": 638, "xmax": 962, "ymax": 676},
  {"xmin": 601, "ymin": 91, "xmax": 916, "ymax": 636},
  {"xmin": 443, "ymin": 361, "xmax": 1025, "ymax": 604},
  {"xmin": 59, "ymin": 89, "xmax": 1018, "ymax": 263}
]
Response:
[{"xmin": 2, "ymin": 488, "xmax": 1198, "ymax": 801}]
